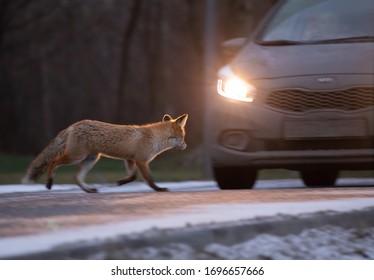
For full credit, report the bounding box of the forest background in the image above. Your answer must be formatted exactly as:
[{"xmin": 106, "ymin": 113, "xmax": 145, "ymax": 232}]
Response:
[{"xmin": 0, "ymin": 0, "xmax": 276, "ymax": 156}]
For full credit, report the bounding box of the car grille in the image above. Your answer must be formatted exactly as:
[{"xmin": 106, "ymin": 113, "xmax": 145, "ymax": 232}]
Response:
[{"xmin": 265, "ymin": 87, "xmax": 374, "ymax": 112}]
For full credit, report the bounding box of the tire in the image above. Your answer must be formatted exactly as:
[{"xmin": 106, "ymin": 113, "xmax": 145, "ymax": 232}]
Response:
[
  {"xmin": 213, "ymin": 166, "xmax": 257, "ymax": 189},
  {"xmin": 300, "ymin": 169, "xmax": 339, "ymax": 187}
]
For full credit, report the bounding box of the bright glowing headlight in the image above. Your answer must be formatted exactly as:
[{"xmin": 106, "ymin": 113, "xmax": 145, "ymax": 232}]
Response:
[{"xmin": 217, "ymin": 66, "xmax": 256, "ymax": 102}]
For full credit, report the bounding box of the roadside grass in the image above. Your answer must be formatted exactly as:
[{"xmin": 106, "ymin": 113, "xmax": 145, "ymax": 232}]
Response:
[{"xmin": 0, "ymin": 153, "xmax": 372, "ymax": 185}]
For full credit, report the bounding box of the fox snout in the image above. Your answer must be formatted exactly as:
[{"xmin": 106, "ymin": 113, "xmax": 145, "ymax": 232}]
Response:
[
  {"xmin": 169, "ymin": 137, "xmax": 187, "ymax": 150},
  {"xmin": 180, "ymin": 141, "xmax": 187, "ymax": 150},
  {"xmin": 175, "ymin": 140, "xmax": 187, "ymax": 150}
]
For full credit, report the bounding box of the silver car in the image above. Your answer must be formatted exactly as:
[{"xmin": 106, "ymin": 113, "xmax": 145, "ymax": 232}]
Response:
[{"xmin": 209, "ymin": 0, "xmax": 374, "ymax": 189}]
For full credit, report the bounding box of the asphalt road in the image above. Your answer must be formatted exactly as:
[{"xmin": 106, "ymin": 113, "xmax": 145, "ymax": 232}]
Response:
[
  {"xmin": 1, "ymin": 178, "xmax": 374, "ymax": 259},
  {"xmin": 1, "ymin": 178, "xmax": 374, "ymax": 238}
]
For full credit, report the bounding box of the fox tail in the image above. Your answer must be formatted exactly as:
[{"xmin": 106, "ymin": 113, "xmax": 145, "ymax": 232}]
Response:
[{"xmin": 21, "ymin": 129, "xmax": 68, "ymax": 184}]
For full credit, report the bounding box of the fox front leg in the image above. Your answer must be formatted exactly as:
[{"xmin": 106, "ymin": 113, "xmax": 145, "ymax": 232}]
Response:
[{"xmin": 136, "ymin": 161, "xmax": 168, "ymax": 192}]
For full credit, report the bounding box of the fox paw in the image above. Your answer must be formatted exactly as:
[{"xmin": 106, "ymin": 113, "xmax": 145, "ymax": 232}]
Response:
[
  {"xmin": 83, "ymin": 188, "xmax": 98, "ymax": 193},
  {"xmin": 46, "ymin": 178, "xmax": 53, "ymax": 190},
  {"xmin": 156, "ymin": 187, "xmax": 169, "ymax": 192}
]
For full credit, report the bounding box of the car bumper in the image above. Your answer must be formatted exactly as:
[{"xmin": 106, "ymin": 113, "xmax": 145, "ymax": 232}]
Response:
[{"xmin": 209, "ymin": 93, "xmax": 374, "ymax": 170}]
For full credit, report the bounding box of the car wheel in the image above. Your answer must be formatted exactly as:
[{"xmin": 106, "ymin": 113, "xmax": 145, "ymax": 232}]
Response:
[
  {"xmin": 300, "ymin": 169, "xmax": 339, "ymax": 187},
  {"xmin": 213, "ymin": 166, "xmax": 257, "ymax": 189}
]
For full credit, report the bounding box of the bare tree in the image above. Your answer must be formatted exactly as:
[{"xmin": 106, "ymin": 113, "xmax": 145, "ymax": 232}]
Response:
[
  {"xmin": 115, "ymin": 0, "xmax": 144, "ymax": 122},
  {"xmin": 0, "ymin": 0, "xmax": 277, "ymax": 154}
]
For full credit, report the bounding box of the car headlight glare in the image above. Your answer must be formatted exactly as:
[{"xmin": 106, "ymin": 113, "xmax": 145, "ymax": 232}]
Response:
[{"xmin": 217, "ymin": 67, "xmax": 256, "ymax": 103}]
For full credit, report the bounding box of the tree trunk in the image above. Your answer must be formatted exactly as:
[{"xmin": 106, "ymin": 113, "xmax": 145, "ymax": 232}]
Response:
[{"xmin": 115, "ymin": 0, "xmax": 143, "ymax": 123}]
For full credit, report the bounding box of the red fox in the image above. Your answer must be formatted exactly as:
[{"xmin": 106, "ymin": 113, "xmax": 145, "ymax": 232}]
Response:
[{"xmin": 22, "ymin": 114, "xmax": 188, "ymax": 193}]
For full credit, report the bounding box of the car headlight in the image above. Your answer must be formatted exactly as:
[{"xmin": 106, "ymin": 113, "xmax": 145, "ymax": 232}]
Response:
[{"xmin": 217, "ymin": 66, "xmax": 256, "ymax": 103}]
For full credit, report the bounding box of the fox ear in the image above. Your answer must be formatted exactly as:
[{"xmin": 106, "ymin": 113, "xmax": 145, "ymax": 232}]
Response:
[
  {"xmin": 162, "ymin": 114, "xmax": 172, "ymax": 122},
  {"xmin": 175, "ymin": 114, "xmax": 188, "ymax": 128}
]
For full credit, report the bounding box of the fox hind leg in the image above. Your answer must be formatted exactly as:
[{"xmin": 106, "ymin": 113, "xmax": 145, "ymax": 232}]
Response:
[
  {"xmin": 136, "ymin": 161, "xmax": 168, "ymax": 192},
  {"xmin": 117, "ymin": 160, "xmax": 137, "ymax": 186},
  {"xmin": 46, "ymin": 162, "xmax": 58, "ymax": 190},
  {"xmin": 46, "ymin": 153, "xmax": 70, "ymax": 190},
  {"xmin": 75, "ymin": 154, "xmax": 100, "ymax": 193}
]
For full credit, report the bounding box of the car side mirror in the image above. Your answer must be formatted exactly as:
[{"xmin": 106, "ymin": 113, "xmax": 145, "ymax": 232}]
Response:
[{"xmin": 222, "ymin": 37, "xmax": 247, "ymax": 57}]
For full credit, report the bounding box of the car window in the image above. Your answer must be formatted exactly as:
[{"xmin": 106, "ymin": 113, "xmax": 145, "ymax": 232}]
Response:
[{"xmin": 260, "ymin": 0, "xmax": 374, "ymax": 43}]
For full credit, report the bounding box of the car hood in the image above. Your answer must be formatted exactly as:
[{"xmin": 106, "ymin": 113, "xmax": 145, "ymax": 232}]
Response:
[{"xmin": 231, "ymin": 42, "xmax": 374, "ymax": 80}]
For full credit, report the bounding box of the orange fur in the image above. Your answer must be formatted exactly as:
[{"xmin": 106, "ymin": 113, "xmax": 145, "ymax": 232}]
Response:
[{"xmin": 22, "ymin": 114, "xmax": 188, "ymax": 193}]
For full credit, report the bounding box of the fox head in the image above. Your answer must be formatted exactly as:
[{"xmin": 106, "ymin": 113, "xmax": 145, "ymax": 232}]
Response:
[{"xmin": 162, "ymin": 114, "xmax": 188, "ymax": 150}]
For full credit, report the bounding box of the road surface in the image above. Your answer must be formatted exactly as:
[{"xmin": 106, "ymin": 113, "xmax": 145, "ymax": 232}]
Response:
[{"xmin": 0, "ymin": 178, "xmax": 374, "ymax": 258}]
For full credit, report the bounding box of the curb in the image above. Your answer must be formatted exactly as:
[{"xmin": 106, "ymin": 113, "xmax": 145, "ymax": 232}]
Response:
[{"xmin": 12, "ymin": 207, "xmax": 374, "ymax": 260}]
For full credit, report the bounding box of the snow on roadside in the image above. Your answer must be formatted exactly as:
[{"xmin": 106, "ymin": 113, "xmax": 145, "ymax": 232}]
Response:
[{"xmin": 107, "ymin": 225, "xmax": 374, "ymax": 260}]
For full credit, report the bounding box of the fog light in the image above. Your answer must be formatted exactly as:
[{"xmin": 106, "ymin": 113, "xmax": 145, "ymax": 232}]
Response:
[{"xmin": 220, "ymin": 130, "xmax": 250, "ymax": 151}]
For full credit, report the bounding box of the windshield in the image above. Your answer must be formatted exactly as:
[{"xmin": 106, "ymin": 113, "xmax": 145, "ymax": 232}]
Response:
[{"xmin": 260, "ymin": 0, "xmax": 374, "ymax": 44}]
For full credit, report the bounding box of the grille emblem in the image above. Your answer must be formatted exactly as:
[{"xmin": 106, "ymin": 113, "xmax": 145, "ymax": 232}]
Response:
[{"xmin": 317, "ymin": 77, "xmax": 334, "ymax": 83}]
